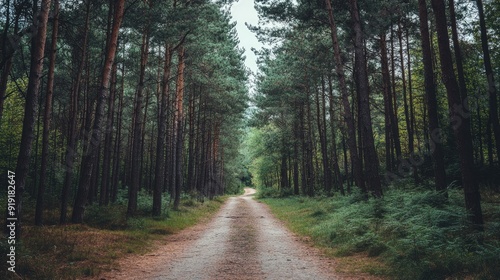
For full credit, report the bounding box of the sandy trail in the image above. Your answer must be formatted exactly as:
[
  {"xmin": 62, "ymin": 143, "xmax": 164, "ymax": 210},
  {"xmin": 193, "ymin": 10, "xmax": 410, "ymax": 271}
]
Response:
[{"xmin": 96, "ymin": 188, "xmax": 373, "ymax": 279}]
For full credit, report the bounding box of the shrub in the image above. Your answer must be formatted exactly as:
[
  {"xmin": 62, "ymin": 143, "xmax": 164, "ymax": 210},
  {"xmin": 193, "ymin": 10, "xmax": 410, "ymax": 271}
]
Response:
[{"xmin": 256, "ymin": 186, "xmax": 294, "ymax": 198}]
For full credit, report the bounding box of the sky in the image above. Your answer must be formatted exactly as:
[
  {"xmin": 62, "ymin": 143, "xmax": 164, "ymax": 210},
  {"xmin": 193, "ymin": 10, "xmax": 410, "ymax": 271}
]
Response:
[{"xmin": 230, "ymin": 0, "xmax": 263, "ymax": 76}]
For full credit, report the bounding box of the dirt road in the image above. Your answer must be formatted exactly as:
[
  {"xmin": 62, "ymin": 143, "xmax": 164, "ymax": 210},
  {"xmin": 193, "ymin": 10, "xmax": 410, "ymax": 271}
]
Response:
[{"xmin": 98, "ymin": 188, "xmax": 372, "ymax": 279}]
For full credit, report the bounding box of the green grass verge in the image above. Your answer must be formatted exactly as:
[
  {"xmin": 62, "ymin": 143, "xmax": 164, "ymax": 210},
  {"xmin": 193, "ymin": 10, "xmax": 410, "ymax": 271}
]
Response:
[
  {"xmin": 1, "ymin": 195, "xmax": 227, "ymax": 280},
  {"xmin": 259, "ymin": 188, "xmax": 500, "ymax": 279}
]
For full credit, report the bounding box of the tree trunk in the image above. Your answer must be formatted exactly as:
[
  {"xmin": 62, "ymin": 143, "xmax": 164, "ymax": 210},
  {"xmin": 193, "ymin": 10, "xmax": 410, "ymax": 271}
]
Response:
[
  {"xmin": 140, "ymin": 84, "xmax": 151, "ymax": 190},
  {"xmin": 60, "ymin": 0, "xmax": 90, "ymax": 224},
  {"xmin": 326, "ymin": 75, "xmax": 344, "ymax": 194},
  {"xmin": 173, "ymin": 47, "xmax": 186, "ymax": 210},
  {"xmin": 406, "ymin": 28, "xmax": 418, "ymax": 159},
  {"xmin": 316, "ymin": 80, "xmax": 331, "ymax": 194},
  {"xmin": 14, "ymin": 0, "xmax": 52, "ymax": 238},
  {"xmin": 390, "ymin": 26, "xmax": 400, "ymax": 150},
  {"xmin": 324, "ymin": 0, "xmax": 366, "ymax": 194},
  {"xmin": 187, "ymin": 85, "xmax": 197, "ymax": 193},
  {"xmin": 128, "ymin": 31, "xmax": 150, "ymax": 216},
  {"xmin": 418, "ymin": 0, "xmax": 447, "ymax": 193},
  {"xmin": 153, "ymin": 44, "xmax": 172, "ymax": 216},
  {"xmin": 430, "ymin": 0, "xmax": 483, "ymax": 229},
  {"xmin": 398, "ymin": 21, "xmax": 413, "ymax": 161},
  {"xmin": 111, "ymin": 61, "xmax": 125, "ymax": 203},
  {"xmin": 99, "ymin": 60, "xmax": 117, "ymax": 206},
  {"xmin": 380, "ymin": 33, "xmax": 401, "ymax": 171},
  {"xmin": 293, "ymin": 118, "xmax": 300, "ymax": 195},
  {"xmin": 36, "ymin": 0, "xmax": 59, "ymax": 226},
  {"xmin": 349, "ymin": 0, "xmax": 383, "ymax": 197},
  {"xmin": 72, "ymin": 0, "xmax": 125, "ymax": 223}
]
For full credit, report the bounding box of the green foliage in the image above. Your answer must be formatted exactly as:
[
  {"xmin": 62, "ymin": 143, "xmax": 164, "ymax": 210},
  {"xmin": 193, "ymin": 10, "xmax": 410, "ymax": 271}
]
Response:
[
  {"xmin": 261, "ymin": 189, "xmax": 500, "ymax": 279},
  {"xmin": 0, "ymin": 80, "xmax": 25, "ymax": 175},
  {"xmin": 256, "ymin": 186, "xmax": 294, "ymax": 198}
]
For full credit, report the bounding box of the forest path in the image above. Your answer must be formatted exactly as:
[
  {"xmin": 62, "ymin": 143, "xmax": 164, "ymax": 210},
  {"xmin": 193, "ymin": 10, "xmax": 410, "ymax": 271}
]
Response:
[{"xmin": 96, "ymin": 188, "xmax": 371, "ymax": 279}]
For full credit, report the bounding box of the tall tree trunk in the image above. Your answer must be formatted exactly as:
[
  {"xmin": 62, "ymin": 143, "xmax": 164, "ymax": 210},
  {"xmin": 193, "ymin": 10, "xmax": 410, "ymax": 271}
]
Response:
[
  {"xmin": 398, "ymin": 21, "xmax": 414, "ymax": 160},
  {"xmin": 293, "ymin": 116, "xmax": 300, "ymax": 195},
  {"xmin": 299, "ymin": 105, "xmax": 308, "ymax": 195},
  {"xmin": 418, "ymin": 0, "xmax": 447, "ymax": 193},
  {"xmin": 430, "ymin": 0, "xmax": 483, "ymax": 229},
  {"xmin": 324, "ymin": 0, "xmax": 366, "ymax": 194},
  {"xmin": 380, "ymin": 33, "xmax": 401, "ymax": 170},
  {"xmin": 60, "ymin": 0, "xmax": 90, "ymax": 224},
  {"xmin": 475, "ymin": 0, "xmax": 500, "ymax": 163},
  {"xmin": 140, "ymin": 85, "xmax": 151, "ymax": 190},
  {"xmin": 194, "ymin": 92, "xmax": 203, "ymax": 195},
  {"xmin": 487, "ymin": 117, "xmax": 493, "ymax": 165},
  {"xmin": 72, "ymin": 0, "xmax": 125, "ymax": 223},
  {"xmin": 349, "ymin": 0, "xmax": 383, "ymax": 197},
  {"xmin": 14, "ymin": 0, "xmax": 52, "ymax": 238},
  {"xmin": 36, "ymin": 0, "xmax": 59, "ymax": 226},
  {"xmin": 326, "ymin": 75, "xmax": 344, "ymax": 194},
  {"xmin": 316, "ymin": 80, "xmax": 331, "ymax": 194},
  {"xmin": 128, "ymin": 31, "xmax": 150, "ymax": 216},
  {"xmin": 406, "ymin": 28, "xmax": 418, "ymax": 155},
  {"xmin": 212, "ymin": 122, "xmax": 221, "ymax": 195},
  {"xmin": 89, "ymin": 144, "xmax": 101, "ymax": 204},
  {"xmin": 99, "ymin": 60, "xmax": 117, "ymax": 206},
  {"xmin": 173, "ymin": 47, "xmax": 186, "ymax": 210},
  {"xmin": 187, "ymin": 85, "xmax": 197, "ymax": 193},
  {"xmin": 418, "ymin": 0, "xmax": 446, "ymax": 191},
  {"xmin": 111, "ymin": 61, "xmax": 125, "ymax": 203},
  {"xmin": 14, "ymin": 0, "xmax": 51, "ymax": 239},
  {"xmin": 305, "ymin": 94, "xmax": 315, "ymax": 196},
  {"xmin": 153, "ymin": 44, "xmax": 172, "ymax": 216},
  {"xmin": 197, "ymin": 107, "xmax": 208, "ymax": 195},
  {"xmin": 476, "ymin": 95, "xmax": 484, "ymax": 167}
]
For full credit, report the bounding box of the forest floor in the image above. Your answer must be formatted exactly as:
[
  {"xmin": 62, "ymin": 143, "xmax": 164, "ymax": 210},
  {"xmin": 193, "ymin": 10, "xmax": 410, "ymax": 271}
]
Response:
[{"xmin": 92, "ymin": 188, "xmax": 380, "ymax": 280}]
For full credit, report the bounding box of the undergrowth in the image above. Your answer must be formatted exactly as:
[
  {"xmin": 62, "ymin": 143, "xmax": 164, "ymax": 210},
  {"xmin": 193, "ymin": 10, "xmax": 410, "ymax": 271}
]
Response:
[{"xmin": 260, "ymin": 188, "xmax": 500, "ymax": 279}]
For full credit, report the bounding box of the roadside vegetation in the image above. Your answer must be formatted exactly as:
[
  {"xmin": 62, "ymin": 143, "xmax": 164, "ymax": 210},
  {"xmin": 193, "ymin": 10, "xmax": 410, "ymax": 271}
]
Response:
[
  {"xmin": 258, "ymin": 183, "xmax": 500, "ymax": 279},
  {"xmin": 0, "ymin": 191, "xmax": 227, "ymax": 280}
]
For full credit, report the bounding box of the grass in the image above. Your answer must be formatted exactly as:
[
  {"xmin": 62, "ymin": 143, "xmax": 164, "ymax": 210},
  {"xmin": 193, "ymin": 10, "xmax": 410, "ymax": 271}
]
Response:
[
  {"xmin": 258, "ymin": 187, "xmax": 500, "ymax": 279},
  {"xmin": 0, "ymin": 194, "xmax": 227, "ymax": 280}
]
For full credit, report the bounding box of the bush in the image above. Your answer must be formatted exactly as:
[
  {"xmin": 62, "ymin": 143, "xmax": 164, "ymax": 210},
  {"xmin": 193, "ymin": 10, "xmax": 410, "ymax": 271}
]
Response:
[{"xmin": 256, "ymin": 186, "xmax": 294, "ymax": 198}]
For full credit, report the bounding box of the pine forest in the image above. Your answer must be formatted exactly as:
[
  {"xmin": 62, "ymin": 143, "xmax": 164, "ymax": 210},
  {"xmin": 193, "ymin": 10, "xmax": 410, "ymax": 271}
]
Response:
[{"xmin": 1, "ymin": 0, "xmax": 500, "ymax": 279}]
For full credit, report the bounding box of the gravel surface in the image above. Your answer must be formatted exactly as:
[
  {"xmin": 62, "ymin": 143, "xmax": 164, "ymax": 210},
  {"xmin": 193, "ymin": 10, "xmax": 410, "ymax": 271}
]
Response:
[{"xmin": 96, "ymin": 188, "xmax": 377, "ymax": 279}]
